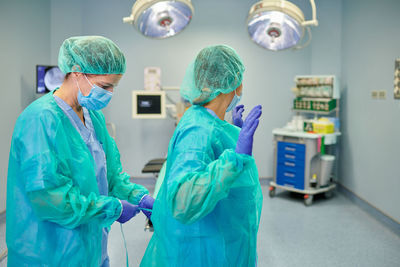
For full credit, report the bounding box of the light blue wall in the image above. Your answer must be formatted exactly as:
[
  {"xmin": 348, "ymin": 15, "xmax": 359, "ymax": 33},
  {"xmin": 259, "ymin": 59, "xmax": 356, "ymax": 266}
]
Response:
[
  {"xmin": 310, "ymin": 0, "xmax": 342, "ymax": 76},
  {"xmin": 340, "ymin": 0, "xmax": 400, "ymax": 223},
  {"xmin": 0, "ymin": 0, "xmax": 51, "ymax": 212},
  {"xmin": 50, "ymin": 0, "xmax": 83, "ymax": 63}
]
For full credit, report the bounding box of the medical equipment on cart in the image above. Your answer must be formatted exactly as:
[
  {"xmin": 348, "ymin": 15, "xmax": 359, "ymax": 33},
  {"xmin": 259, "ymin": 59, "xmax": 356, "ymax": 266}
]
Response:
[{"xmin": 269, "ymin": 75, "xmax": 341, "ymax": 206}]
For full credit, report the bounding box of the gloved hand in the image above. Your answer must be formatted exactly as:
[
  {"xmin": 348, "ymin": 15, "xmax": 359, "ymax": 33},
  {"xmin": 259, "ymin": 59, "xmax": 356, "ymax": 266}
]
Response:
[
  {"xmin": 232, "ymin": 104, "xmax": 244, "ymax": 128},
  {"xmin": 139, "ymin": 195, "xmax": 155, "ymax": 219},
  {"xmin": 116, "ymin": 200, "xmax": 140, "ymax": 224},
  {"xmin": 235, "ymin": 105, "xmax": 262, "ymax": 156}
]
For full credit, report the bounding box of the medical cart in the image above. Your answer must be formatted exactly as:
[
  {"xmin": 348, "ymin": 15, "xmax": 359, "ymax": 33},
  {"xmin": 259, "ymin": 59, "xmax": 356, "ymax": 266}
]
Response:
[{"xmin": 269, "ymin": 75, "xmax": 341, "ymax": 206}]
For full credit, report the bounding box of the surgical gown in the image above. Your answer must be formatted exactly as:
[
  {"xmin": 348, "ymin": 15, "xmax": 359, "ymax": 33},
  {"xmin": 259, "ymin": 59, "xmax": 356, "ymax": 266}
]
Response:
[
  {"xmin": 141, "ymin": 105, "xmax": 263, "ymax": 267},
  {"xmin": 6, "ymin": 92, "xmax": 148, "ymax": 266}
]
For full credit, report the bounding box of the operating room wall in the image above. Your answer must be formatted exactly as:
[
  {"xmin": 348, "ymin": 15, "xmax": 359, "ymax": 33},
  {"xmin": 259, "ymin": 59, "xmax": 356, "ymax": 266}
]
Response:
[
  {"xmin": 50, "ymin": 0, "xmax": 83, "ymax": 63},
  {"xmin": 340, "ymin": 0, "xmax": 400, "ymax": 223},
  {"xmin": 310, "ymin": 0, "xmax": 342, "ymax": 76},
  {"xmin": 0, "ymin": 0, "xmax": 51, "ymax": 212},
  {"xmin": 49, "ymin": 0, "xmax": 313, "ymax": 178}
]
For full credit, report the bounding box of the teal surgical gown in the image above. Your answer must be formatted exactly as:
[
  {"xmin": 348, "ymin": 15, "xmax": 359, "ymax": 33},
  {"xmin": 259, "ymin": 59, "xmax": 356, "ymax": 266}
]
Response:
[
  {"xmin": 141, "ymin": 105, "xmax": 263, "ymax": 267},
  {"xmin": 53, "ymin": 94, "xmax": 110, "ymax": 266},
  {"xmin": 6, "ymin": 92, "xmax": 148, "ymax": 266}
]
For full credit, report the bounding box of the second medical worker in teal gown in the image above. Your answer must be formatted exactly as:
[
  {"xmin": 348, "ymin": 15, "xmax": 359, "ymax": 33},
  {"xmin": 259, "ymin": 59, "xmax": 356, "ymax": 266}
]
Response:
[
  {"xmin": 141, "ymin": 45, "xmax": 263, "ymax": 266},
  {"xmin": 6, "ymin": 36, "xmax": 154, "ymax": 266}
]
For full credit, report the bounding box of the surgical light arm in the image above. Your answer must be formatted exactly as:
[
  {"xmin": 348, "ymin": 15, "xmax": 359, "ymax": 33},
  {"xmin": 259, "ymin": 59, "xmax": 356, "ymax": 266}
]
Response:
[{"xmin": 302, "ymin": 0, "xmax": 318, "ymax": 27}]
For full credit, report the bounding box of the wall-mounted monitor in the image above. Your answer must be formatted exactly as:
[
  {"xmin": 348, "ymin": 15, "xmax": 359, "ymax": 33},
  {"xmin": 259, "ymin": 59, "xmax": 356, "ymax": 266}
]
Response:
[
  {"xmin": 36, "ymin": 65, "xmax": 65, "ymax": 94},
  {"xmin": 132, "ymin": 91, "xmax": 166, "ymax": 119}
]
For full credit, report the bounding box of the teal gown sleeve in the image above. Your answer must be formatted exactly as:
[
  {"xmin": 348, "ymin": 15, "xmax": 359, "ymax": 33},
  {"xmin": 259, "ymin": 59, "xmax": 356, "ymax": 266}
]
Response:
[
  {"xmin": 167, "ymin": 126, "xmax": 254, "ymax": 224},
  {"xmin": 28, "ymin": 183, "xmax": 122, "ymax": 230},
  {"xmin": 18, "ymin": 112, "xmax": 122, "ymax": 230}
]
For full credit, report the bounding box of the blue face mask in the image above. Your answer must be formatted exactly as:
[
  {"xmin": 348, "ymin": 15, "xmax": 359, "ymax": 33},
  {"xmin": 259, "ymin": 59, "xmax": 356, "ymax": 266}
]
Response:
[
  {"xmin": 226, "ymin": 91, "xmax": 242, "ymax": 112},
  {"xmin": 76, "ymin": 75, "xmax": 113, "ymax": 110}
]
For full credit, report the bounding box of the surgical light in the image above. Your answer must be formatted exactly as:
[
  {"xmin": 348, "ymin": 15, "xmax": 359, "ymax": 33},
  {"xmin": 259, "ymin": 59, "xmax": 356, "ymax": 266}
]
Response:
[
  {"xmin": 123, "ymin": 0, "xmax": 194, "ymax": 39},
  {"xmin": 247, "ymin": 0, "xmax": 318, "ymax": 51}
]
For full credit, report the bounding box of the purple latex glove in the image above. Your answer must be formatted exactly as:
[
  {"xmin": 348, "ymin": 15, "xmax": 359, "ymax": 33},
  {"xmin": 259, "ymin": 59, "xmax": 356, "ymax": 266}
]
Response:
[
  {"xmin": 139, "ymin": 195, "xmax": 155, "ymax": 219},
  {"xmin": 232, "ymin": 104, "xmax": 244, "ymax": 128},
  {"xmin": 117, "ymin": 200, "xmax": 140, "ymax": 224},
  {"xmin": 235, "ymin": 105, "xmax": 262, "ymax": 156}
]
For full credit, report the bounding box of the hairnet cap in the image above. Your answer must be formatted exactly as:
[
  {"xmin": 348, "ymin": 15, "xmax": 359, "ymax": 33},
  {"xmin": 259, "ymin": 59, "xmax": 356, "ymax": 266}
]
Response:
[
  {"xmin": 180, "ymin": 45, "xmax": 245, "ymax": 105},
  {"xmin": 58, "ymin": 36, "xmax": 126, "ymax": 75}
]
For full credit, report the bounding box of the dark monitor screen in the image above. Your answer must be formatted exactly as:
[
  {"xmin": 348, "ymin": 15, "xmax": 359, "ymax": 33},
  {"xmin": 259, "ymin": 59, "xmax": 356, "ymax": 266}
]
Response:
[
  {"xmin": 36, "ymin": 65, "xmax": 65, "ymax": 94},
  {"xmin": 137, "ymin": 95, "xmax": 162, "ymax": 114}
]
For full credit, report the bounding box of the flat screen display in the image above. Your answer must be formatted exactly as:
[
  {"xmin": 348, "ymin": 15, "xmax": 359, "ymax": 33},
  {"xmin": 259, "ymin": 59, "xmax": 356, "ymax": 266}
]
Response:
[
  {"xmin": 137, "ymin": 95, "xmax": 162, "ymax": 114},
  {"xmin": 36, "ymin": 65, "xmax": 65, "ymax": 94}
]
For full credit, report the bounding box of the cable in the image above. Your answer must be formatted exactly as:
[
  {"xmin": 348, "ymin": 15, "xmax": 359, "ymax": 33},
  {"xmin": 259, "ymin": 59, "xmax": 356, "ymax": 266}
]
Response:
[
  {"xmin": 120, "ymin": 225, "xmax": 129, "ymax": 267},
  {"xmin": 0, "ymin": 248, "xmax": 8, "ymax": 263},
  {"xmin": 165, "ymin": 93, "xmax": 177, "ymax": 105}
]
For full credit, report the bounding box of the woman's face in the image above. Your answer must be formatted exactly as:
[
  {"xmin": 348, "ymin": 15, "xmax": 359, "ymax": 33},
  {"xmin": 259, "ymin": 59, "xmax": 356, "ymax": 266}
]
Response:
[{"xmin": 77, "ymin": 73, "xmax": 123, "ymax": 96}]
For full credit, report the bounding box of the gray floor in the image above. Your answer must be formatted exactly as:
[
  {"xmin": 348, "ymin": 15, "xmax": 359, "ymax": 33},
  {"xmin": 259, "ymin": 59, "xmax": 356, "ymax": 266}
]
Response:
[{"xmin": 1, "ymin": 184, "xmax": 400, "ymax": 267}]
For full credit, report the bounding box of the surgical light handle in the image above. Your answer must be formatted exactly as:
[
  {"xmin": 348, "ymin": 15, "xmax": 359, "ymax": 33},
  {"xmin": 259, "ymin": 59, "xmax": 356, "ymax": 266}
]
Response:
[{"xmin": 123, "ymin": 15, "xmax": 134, "ymax": 24}]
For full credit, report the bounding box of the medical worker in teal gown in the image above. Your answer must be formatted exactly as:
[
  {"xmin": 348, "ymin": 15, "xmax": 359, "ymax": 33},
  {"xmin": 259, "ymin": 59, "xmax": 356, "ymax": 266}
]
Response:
[
  {"xmin": 6, "ymin": 36, "xmax": 154, "ymax": 266},
  {"xmin": 141, "ymin": 45, "xmax": 263, "ymax": 267}
]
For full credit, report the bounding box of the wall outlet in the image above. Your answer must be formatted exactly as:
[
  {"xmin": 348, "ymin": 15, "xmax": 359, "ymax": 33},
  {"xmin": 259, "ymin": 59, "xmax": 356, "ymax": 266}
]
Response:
[
  {"xmin": 378, "ymin": 90, "xmax": 386, "ymax": 99},
  {"xmin": 371, "ymin": 90, "xmax": 378, "ymax": 99}
]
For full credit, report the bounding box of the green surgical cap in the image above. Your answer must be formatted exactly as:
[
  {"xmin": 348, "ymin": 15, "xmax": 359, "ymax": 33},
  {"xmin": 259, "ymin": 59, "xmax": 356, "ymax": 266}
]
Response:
[
  {"xmin": 58, "ymin": 36, "xmax": 126, "ymax": 75},
  {"xmin": 180, "ymin": 45, "xmax": 245, "ymax": 105}
]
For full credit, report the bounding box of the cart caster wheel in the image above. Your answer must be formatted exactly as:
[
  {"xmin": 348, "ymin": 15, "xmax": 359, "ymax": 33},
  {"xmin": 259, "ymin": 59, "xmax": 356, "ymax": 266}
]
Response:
[
  {"xmin": 324, "ymin": 191, "xmax": 333, "ymax": 199},
  {"xmin": 304, "ymin": 194, "xmax": 313, "ymax": 206},
  {"xmin": 269, "ymin": 186, "xmax": 276, "ymax": 198}
]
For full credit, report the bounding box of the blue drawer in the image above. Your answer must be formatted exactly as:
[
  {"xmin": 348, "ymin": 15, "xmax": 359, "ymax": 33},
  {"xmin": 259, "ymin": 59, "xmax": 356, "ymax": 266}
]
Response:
[
  {"xmin": 277, "ymin": 142, "xmax": 306, "ymax": 162},
  {"xmin": 277, "ymin": 166, "xmax": 304, "ymax": 179},
  {"xmin": 277, "ymin": 158, "xmax": 305, "ymax": 169},
  {"xmin": 276, "ymin": 164, "xmax": 305, "ymax": 190},
  {"xmin": 277, "ymin": 152, "xmax": 305, "ymax": 166},
  {"xmin": 278, "ymin": 160, "xmax": 304, "ymax": 169},
  {"xmin": 278, "ymin": 142, "xmax": 305, "ymax": 154}
]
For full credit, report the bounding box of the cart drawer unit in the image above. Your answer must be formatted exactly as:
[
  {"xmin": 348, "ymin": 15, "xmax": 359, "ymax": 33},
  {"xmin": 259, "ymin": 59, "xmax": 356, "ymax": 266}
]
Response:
[{"xmin": 276, "ymin": 141, "xmax": 306, "ymax": 190}]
